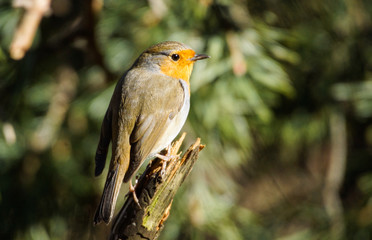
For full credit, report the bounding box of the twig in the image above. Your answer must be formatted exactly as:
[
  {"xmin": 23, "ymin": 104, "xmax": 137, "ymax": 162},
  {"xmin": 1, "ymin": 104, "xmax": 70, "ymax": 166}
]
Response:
[
  {"xmin": 29, "ymin": 66, "xmax": 78, "ymax": 152},
  {"xmin": 323, "ymin": 110, "xmax": 347, "ymax": 239},
  {"xmin": 10, "ymin": 0, "xmax": 51, "ymax": 60},
  {"xmin": 226, "ymin": 31, "xmax": 246, "ymax": 76}
]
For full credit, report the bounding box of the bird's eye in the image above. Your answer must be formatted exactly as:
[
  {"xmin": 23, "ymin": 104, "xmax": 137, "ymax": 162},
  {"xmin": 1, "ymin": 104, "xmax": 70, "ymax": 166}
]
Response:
[{"xmin": 171, "ymin": 54, "xmax": 180, "ymax": 61}]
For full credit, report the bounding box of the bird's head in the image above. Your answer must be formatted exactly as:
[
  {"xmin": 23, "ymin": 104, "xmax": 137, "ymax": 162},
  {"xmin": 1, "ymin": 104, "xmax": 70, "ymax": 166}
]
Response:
[{"xmin": 135, "ymin": 41, "xmax": 209, "ymax": 83}]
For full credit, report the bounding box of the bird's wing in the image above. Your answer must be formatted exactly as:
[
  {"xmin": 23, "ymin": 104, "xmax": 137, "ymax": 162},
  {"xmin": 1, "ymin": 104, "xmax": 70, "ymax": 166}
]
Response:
[
  {"xmin": 94, "ymin": 73, "xmax": 128, "ymax": 177},
  {"xmin": 94, "ymin": 104, "xmax": 112, "ymax": 177},
  {"xmin": 123, "ymin": 73, "xmax": 185, "ymax": 182},
  {"xmin": 94, "ymin": 74, "xmax": 133, "ymax": 224}
]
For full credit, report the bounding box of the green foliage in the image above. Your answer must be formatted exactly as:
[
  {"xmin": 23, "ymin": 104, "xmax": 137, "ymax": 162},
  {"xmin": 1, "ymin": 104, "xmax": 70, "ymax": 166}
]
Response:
[{"xmin": 1, "ymin": 0, "xmax": 372, "ymax": 239}]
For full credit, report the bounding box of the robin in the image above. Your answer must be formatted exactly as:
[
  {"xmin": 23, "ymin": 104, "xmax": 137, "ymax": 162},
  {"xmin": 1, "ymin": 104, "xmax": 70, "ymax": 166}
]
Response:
[{"xmin": 93, "ymin": 41, "xmax": 209, "ymax": 225}]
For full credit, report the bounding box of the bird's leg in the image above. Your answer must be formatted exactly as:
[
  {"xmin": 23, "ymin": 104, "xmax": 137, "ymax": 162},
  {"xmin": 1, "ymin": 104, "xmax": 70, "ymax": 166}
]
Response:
[
  {"xmin": 155, "ymin": 144, "xmax": 178, "ymax": 177},
  {"xmin": 126, "ymin": 178, "xmax": 141, "ymax": 208}
]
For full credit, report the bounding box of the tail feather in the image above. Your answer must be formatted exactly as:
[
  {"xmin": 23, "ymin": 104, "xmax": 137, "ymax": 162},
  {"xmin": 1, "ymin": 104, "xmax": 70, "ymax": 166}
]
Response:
[{"xmin": 94, "ymin": 164, "xmax": 124, "ymax": 225}]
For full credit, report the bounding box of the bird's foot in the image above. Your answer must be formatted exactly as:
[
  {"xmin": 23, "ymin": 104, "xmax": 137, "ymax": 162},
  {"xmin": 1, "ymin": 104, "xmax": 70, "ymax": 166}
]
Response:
[
  {"xmin": 126, "ymin": 179, "xmax": 141, "ymax": 208},
  {"xmin": 155, "ymin": 145, "xmax": 179, "ymax": 177}
]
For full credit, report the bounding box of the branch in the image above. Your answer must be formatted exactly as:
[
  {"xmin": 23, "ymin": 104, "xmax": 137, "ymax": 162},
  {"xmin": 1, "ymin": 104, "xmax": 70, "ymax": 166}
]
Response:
[
  {"xmin": 322, "ymin": 110, "xmax": 347, "ymax": 239},
  {"xmin": 10, "ymin": 0, "xmax": 51, "ymax": 60},
  {"xmin": 109, "ymin": 133, "xmax": 204, "ymax": 240},
  {"xmin": 29, "ymin": 66, "xmax": 78, "ymax": 152}
]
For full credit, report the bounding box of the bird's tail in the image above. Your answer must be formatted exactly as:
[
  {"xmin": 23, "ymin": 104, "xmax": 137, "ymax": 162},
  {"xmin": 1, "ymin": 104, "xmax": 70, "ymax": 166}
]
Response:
[{"xmin": 94, "ymin": 163, "xmax": 125, "ymax": 225}]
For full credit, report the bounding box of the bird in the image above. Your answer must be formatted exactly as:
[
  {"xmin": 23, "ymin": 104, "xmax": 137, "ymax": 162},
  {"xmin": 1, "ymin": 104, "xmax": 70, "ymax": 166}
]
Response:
[{"xmin": 93, "ymin": 41, "xmax": 209, "ymax": 225}]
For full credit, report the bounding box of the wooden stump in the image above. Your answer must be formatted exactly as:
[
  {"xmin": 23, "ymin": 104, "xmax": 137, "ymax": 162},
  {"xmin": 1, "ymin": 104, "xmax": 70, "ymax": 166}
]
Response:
[{"xmin": 109, "ymin": 133, "xmax": 204, "ymax": 240}]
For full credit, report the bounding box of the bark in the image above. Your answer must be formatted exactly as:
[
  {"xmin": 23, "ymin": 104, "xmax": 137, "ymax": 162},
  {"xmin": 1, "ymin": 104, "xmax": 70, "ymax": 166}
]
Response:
[{"xmin": 109, "ymin": 133, "xmax": 204, "ymax": 240}]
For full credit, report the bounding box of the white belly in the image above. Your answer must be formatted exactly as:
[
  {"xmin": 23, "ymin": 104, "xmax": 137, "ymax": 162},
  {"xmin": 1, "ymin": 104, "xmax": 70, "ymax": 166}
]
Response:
[{"xmin": 151, "ymin": 79, "xmax": 190, "ymax": 154}]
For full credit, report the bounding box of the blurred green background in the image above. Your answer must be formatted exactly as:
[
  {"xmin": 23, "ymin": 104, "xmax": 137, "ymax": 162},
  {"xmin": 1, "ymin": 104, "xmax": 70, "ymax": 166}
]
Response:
[{"xmin": 1, "ymin": 0, "xmax": 372, "ymax": 239}]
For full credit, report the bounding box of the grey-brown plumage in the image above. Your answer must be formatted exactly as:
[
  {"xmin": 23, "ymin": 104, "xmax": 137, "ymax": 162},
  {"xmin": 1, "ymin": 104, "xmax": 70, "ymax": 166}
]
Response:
[{"xmin": 93, "ymin": 41, "xmax": 211, "ymax": 225}]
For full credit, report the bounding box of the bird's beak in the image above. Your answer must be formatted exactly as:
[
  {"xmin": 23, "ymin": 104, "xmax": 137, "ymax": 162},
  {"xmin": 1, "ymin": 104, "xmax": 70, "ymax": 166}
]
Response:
[{"xmin": 189, "ymin": 54, "xmax": 210, "ymax": 61}]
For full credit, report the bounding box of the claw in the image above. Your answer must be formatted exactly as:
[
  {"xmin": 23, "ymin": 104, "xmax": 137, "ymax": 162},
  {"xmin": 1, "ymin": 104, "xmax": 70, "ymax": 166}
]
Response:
[
  {"xmin": 161, "ymin": 163, "xmax": 166, "ymax": 177},
  {"xmin": 165, "ymin": 144, "xmax": 172, "ymax": 154}
]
